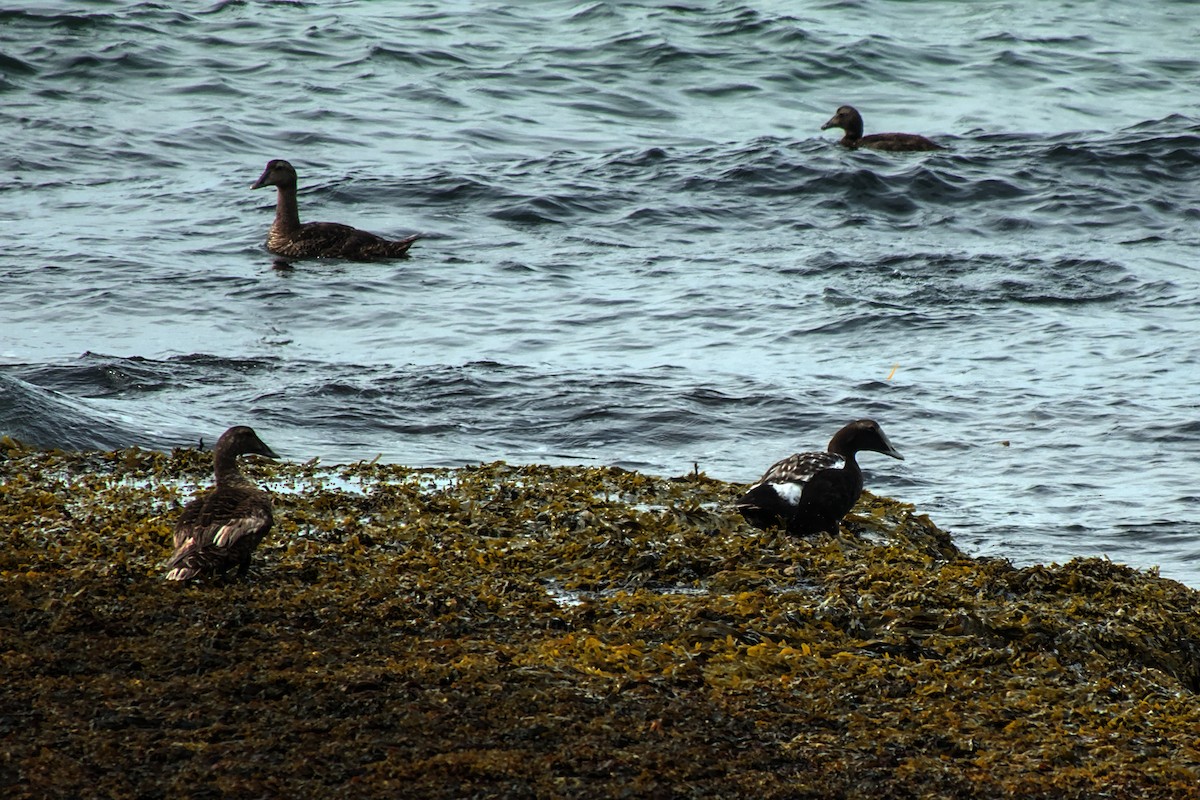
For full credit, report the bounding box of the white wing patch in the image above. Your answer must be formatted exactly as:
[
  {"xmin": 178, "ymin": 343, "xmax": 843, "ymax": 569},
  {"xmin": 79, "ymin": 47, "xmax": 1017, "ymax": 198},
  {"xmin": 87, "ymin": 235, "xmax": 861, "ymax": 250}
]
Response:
[{"xmin": 769, "ymin": 482, "xmax": 805, "ymax": 506}]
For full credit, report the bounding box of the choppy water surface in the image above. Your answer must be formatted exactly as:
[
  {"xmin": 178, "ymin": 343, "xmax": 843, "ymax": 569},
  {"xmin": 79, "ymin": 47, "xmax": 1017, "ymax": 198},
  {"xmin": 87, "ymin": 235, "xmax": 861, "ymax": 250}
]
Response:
[{"xmin": 2, "ymin": 1, "xmax": 1198, "ymax": 585}]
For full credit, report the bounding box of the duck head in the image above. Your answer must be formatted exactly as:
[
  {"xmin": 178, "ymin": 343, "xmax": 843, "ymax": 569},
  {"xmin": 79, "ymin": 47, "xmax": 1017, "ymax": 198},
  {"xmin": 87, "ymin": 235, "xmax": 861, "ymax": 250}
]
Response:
[
  {"xmin": 820, "ymin": 105, "xmax": 864, "ymax": 137},
  {"xmin": 828, "ymin": 419, "xmax": 903, "ymax": 460},
  {"xmin": 216, "ymin": 425, "xmax": 280, "ymax": 460},
  {"xmin": 251, "ymin": 159, "xmax": 298, "ymax": 191}
]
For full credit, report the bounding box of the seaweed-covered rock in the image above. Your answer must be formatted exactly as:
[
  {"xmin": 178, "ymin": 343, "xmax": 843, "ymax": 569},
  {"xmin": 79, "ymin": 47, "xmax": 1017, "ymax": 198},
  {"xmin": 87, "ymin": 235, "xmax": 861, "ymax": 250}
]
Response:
[{"xmin": 1, "ymin": 439, "xmax": 1198, "ymax": 798}]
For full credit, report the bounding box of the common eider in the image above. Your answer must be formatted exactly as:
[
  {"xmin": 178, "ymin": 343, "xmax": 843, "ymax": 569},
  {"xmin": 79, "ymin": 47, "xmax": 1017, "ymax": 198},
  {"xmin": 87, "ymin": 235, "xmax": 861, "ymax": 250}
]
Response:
[
  {"xmin": 735, "ymin": 419, "xmax": 904, "ymax": 535},
  {"xmin": 164, "ymin": 426, "xmax": 279, "ymax": 581},
  {"xmin": 821, "ymin": 105, "xmax": 942, "ymax": 152},
  {"xmin": 251, "ymin": 159, "xmax": 420, "ymax": 260}
]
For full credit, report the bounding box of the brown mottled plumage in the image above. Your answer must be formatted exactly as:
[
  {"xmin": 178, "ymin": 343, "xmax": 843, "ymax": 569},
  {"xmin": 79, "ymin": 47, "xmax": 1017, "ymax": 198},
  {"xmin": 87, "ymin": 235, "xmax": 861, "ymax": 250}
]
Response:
[
  {"xmin": 735, "ymin": 419, "xmax": 904, "ymax": 535},
  {"xmin": 251, "ymin": 159, "xmax": 420, "ymax": 260},
  {"xmin": 165, "ymin": 426, "xmax": 278, "ymax": 581},
  {"xmin": 821, "ymin": 105, "xmax": 942, "ymax": 152}
]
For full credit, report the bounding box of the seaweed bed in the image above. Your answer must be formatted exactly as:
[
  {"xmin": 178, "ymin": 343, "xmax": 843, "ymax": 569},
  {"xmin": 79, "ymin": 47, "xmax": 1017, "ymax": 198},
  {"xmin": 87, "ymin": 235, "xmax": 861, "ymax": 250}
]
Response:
[{"xmin": 2, "ymin": 438, "xmax": 1199, "ymax": 799}]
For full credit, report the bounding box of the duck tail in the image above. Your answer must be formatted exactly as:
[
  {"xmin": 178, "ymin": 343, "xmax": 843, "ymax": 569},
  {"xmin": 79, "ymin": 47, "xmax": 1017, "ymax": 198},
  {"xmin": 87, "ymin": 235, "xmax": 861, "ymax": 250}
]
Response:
[{"xmin": 387, "ymin": 233, "xmax": 421, "ymax": 257}]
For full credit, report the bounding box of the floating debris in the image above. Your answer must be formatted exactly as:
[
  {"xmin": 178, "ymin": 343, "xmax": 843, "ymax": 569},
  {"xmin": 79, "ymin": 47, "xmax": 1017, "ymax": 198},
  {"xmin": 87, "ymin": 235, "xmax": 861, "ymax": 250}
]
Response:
[{"xmin": 1, "ymin": 437, "xmax": 1198, "ymax": 798}]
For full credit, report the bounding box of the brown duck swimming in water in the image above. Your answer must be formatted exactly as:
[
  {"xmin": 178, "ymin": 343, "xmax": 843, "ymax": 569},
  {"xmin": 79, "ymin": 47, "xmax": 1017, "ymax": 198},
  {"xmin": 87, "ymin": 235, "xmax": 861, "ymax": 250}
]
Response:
[
  {"xmin": 735, "ymin": 419, "xmax": 904, "ymax": 536},
  {"xmin": 251, "ymin": 159, "xmax": 420, "ymax": 260},
  {"xmin": 165, "ymin": 426, "xmax": 278, "ymax": 581},
  {"xmin": 821, "ymin": 105, "xmax": 942, "ymax": 152}
]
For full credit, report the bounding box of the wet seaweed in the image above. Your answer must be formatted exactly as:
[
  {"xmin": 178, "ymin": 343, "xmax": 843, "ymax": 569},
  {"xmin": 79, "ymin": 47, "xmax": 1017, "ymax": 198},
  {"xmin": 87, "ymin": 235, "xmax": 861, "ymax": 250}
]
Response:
[{"xmin": 2, "ymin": 438, "xmax": 1198, "ymax": 798}]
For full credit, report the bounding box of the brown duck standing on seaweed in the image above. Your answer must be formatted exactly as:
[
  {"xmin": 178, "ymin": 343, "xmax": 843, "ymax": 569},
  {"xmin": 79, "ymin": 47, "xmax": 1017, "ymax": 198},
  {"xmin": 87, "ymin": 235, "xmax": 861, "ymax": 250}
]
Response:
[
  {"xmin": 251, "ymin": 159, "xmax": 420, "ymax": 260},
  {"xmin": 821, "ymin": 105, "xmax": 942, "ymax": 152},
  {"xmin": 165, "ymin": 426, "xmax": 279, "ymax": 581},
  {"xmin": 735, "ymin": 419, "xmax": 904, "ymax": 535}
]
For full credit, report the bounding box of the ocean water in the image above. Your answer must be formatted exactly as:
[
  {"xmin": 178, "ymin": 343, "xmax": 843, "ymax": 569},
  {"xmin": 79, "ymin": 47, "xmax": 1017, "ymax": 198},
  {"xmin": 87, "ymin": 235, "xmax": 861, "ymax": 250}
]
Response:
[{"xmin": 2, "ymin": 1, "xmax": 1198, "ymax": 586}]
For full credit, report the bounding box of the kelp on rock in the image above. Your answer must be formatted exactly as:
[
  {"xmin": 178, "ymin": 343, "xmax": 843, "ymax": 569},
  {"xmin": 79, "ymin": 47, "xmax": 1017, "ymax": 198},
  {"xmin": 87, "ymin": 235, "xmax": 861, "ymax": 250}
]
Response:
[{"xmin": 2, "ymin": 437, "xmax": 1198, "ymax": 799}]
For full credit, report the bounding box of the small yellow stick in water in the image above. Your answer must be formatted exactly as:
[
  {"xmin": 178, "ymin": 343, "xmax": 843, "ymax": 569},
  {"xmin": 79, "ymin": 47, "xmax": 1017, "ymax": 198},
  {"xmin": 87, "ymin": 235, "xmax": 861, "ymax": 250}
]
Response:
[{"xmin": 886, "ymin": 363, "xmax": 899, "ymax": 381}]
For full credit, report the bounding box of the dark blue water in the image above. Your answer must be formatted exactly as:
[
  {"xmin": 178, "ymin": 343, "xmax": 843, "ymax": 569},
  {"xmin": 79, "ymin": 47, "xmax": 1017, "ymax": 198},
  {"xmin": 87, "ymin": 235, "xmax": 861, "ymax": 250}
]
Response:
[{"xmin": 2, "ymin": 2, "xmax": 1198, "ymax": 586}]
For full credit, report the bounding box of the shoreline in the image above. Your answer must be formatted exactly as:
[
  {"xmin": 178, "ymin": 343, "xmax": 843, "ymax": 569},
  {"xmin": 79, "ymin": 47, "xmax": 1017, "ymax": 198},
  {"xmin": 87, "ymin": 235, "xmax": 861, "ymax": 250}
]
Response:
[{"xmin": 2, "ymin": 439, "xmax": 1198, "ymax": 798}]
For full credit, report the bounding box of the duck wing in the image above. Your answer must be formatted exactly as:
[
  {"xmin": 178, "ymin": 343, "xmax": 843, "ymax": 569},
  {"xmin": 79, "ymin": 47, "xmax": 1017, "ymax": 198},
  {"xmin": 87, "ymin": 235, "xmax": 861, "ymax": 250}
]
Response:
[
  {"xmin": 755, "ymin": 451, "xmax": 844, "ymax": 487},
  {"xmin": 281, "ymin": 222, "xmax": 419, "ymax": 260},
  {"xmin": 858, "ymin": 133, "xmax": 942, "ymax": 152},
  {"xmin": 165, "ymin": 488, "xmax": 273, "ymax": 580},
  {"xmin": 735, "ymin": 452, "xmax": 845, "ymax": 530},
  {"xmin": 782, "ymin": 463, "xmax": 862, "ymax": 535}
]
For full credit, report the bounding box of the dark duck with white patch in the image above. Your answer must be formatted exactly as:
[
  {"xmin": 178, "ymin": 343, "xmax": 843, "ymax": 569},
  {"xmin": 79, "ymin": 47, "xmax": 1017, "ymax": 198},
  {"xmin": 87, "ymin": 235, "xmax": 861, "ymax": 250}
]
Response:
[
  {"xmin": 735, "ymin": 419, "xmax": 904, "ymax": 535},
  {"xmin": 251, "ymin": 159, "xmax": 420, "ymax": 260},
  {"xmin": 165, "ymin": 426, "xmax": 279, "ymax": 581},
  {"xmin": 821, "ymin": 105, "xmax": 942, "ymax": 152}
]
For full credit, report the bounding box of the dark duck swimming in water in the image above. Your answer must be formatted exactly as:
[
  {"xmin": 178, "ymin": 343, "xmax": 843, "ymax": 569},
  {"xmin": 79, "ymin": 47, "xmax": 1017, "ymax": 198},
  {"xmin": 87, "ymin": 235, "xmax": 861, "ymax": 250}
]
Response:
[
  {"xmin": 821, "ymin": 105, "xmax": 942, "ymax": 152},
  {"xmin": 251, "ymin": 159, "xmax": 420, "ymax": 260},
  {"xmin": 735, "ymin": 419, "xmax": 904, "ymax": 535},
  {"xmin": 165, "ymin": 426, "xmax": 279, "ymax": 581}
]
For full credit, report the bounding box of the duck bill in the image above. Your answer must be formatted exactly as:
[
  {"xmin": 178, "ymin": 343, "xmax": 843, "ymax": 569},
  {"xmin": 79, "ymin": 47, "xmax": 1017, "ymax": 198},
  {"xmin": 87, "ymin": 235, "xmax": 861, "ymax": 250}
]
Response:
[
  {"xmin": 820, "ymin": 116, "xmax": 839, "ymax": 131},
  {"xmin": 879, "ymin": 431, "xmax": 904, "ymax": 461},
  {"xmin": 250, "ymin": 168, "xmax": 272, "ymax": 190},
  {"xmin": 252, "ymin": 438, "xmax": 280, "ymax": 460}
]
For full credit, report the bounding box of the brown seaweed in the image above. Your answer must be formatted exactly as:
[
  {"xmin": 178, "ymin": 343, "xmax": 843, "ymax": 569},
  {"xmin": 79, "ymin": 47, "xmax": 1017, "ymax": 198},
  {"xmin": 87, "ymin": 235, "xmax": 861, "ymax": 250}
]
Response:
[{"xmin": 2, "ymin": 437, "xmax": 1198, "ymax": 798}]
